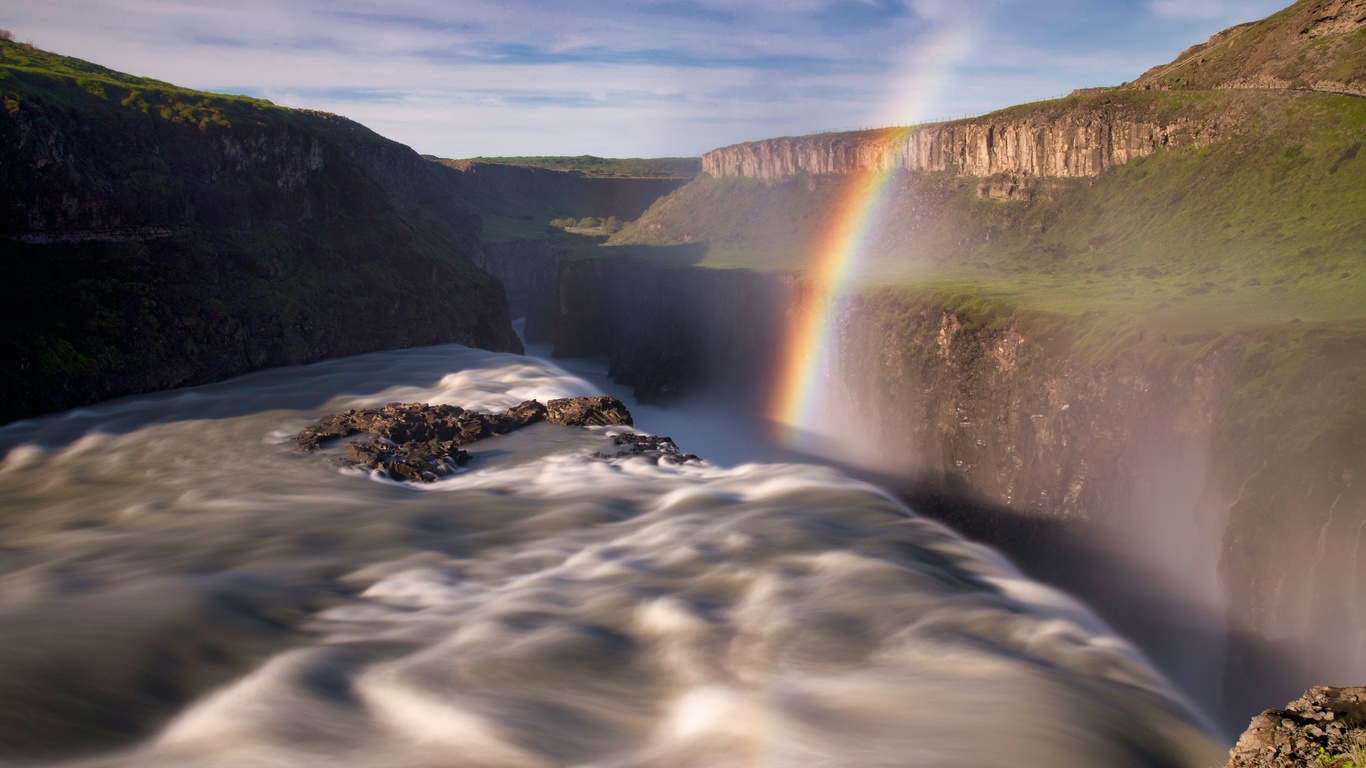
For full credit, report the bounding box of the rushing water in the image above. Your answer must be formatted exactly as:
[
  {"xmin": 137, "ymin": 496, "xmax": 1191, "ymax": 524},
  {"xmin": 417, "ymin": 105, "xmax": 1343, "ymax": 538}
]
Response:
[{"xmin": 0, "ymin": 345, "xmax": 1223, "ymax": 767}]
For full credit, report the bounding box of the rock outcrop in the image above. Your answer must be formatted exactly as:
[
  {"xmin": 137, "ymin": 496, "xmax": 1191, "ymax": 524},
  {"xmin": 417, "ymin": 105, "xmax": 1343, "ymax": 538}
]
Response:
[
  {"xmin": 1129, "ymin": 0, "xmax": 1366, "ymax": 97},
  {"xmin": 296, "ymin": 397, "xmax": 634, "ymax": 482},
  {"xmin": 703, "ymin": 0, "xmax": 1366, "ymax": 185},
  {"xmin": 591, "ymin": 433, "xmax": 701, "ymax": 465},
  {"xmin": 1227, "ymin": 686, "xmax": 1366, "ymax": 767},
  {"xmin": 701, "ymin": 101, "xmax": 1220, "ymax": 181}
]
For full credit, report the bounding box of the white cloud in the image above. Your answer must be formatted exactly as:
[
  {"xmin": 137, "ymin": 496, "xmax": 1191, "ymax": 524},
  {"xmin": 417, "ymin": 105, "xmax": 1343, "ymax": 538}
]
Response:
[
  {"xmin": 1148, "ymin": 0, "xmax": 1232, "ymax": 20},
  {"xmin": 1, "ymin": 0, "xmax": 1298, "ymax": 156}
]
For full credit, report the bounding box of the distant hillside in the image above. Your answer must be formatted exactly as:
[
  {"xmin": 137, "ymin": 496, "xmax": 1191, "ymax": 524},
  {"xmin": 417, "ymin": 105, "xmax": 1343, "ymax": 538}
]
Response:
[
  {"xmin": 456, "ymin": 155, "xmax": 700, "ymax": 178},
  {"xmin": 0, "ymin": 40, "xmax": 520, "ymax": 423},
  {"xmin": 435, "ymin": 159, "xmax": 691, "ymax": 241},
  {"xmin": 1127, "ymin": 0, "xmax": 1366, "ymax": 96}
]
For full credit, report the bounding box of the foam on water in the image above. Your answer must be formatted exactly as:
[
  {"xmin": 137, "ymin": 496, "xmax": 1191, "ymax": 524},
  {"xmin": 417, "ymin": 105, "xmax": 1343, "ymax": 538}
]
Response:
[{"xmin": 0, "ymin": 345, "xmax": 1222, "ymax": 767}]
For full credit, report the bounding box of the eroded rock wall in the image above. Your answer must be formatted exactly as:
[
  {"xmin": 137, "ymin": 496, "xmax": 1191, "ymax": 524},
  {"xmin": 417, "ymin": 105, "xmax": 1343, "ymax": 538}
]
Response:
[
  {"xmin": 0, "ymin": 71, "xmax": 520, "ymax": 424},
  {"xmin": 702, "ymin": 107, "xmax": 1220, "ymax": 181},
  {"xmin": 545, "ymin": 255, "xmax": 1366, "ymax": 735}
]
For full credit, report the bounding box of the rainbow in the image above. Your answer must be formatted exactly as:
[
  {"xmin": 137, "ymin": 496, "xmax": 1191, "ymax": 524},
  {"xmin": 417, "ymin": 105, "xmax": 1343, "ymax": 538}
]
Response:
[
  {"xmin": 766, "ymin": 156, "xmax": 906, "ymax": 445},
  {"xmin": 765, "ymin": 18, "xmax": 981, "ymax": 447}
]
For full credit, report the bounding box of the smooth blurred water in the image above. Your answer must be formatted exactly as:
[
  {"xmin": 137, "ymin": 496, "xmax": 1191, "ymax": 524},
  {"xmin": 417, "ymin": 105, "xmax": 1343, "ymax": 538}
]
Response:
[{"xmin": 0, "ymin": 344, "xmax": 1222, "ymax": 767}]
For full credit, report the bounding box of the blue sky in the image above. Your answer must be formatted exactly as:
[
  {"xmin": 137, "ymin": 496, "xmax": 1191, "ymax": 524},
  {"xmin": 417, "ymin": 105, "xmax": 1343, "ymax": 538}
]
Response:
[{"xmin": 5, "ymin": 0, "xmax": 1291, "ymax": 158}]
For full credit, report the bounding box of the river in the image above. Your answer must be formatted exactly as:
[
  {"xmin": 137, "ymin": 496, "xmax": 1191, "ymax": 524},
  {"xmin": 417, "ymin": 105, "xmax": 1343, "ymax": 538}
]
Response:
[{"xmin": 0, "ymin": 342, "xmax": 1223, "ymax": 766}]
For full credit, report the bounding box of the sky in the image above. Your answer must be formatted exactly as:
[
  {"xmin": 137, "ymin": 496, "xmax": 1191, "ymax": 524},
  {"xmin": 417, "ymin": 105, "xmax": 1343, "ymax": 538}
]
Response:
[{"xmin": 4, "ymin": 0, "xmax": 1291, "ymax": 158}]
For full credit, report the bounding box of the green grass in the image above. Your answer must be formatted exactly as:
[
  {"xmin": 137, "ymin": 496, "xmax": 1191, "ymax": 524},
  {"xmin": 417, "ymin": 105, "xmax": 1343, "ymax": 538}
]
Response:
[
  {"xmin": 0, "ymin": 39, "xmax": 282, "ymax": 128},
  {"xmin": 610, "ymin": 89, "xmax": 1366, "ymax": 337},
  {"xmin": 457, "ymin": 155, "xmax": 700, "ymax": 178}
]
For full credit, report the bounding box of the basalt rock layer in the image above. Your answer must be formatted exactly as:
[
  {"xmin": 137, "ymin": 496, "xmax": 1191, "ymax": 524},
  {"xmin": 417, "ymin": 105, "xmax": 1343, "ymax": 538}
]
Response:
[
  {"xmin": 0, "ymin": 41, "xmax": 521, "ymax": 424},
  {"xmin": 696, "ymin": 88, "xmax": 1279, "ymax": 191},
  {"xmin": 701, "ymin": 97, "xmax": 1224, "ymax": 183}
]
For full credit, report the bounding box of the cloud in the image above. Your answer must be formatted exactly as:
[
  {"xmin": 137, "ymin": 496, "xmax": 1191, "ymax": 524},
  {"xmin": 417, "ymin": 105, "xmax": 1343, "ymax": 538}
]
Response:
[
  {"xmin": 0, "ymin": 0, "xmax": 1296, "ymax": 157},
  {"xmin": 331, "ymin": 11, "xmax": 479, "ymax": 34},
  {"xmin": 419, "ymin": 42, "xmax": 882, "ymax": 75},
  {"xmin": 639, "ymin": 2, "xmax": 736, "ymax": 24},
  {"xmin": 1147, "ymin": 0, "xmax": 1234, "ymax": 21},
  {"xmin": 814, "ymin": 0, "xmax": 911, "ymax": 35}
]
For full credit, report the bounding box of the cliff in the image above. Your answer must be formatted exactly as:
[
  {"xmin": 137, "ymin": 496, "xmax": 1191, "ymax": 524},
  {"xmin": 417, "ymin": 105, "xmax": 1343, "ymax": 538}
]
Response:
[
  {"xmin": 1129, "ymin": 0, "xmax": 1366, "ymax": 97},
  {"xmin": 0, "ymin": 40, "xmax": 521, "ymax": 424},
  {"xmin": 536, "ymin": 2, "xmax": 1366, "ymax": 726},
  {"xmin": 517, "ymin": 252, "xmax": 1366, "ymax": 734},
  {"xmin": 701, "ymin": 91, "xmax": 1229, "ymax": 182},
  {"xmin": 699, "ymin": 93, "xmax": 1223, "ymax": 181},
  {"xmin": 702, "ymin": 0, "xmax": 1366, "ymax": 185}
]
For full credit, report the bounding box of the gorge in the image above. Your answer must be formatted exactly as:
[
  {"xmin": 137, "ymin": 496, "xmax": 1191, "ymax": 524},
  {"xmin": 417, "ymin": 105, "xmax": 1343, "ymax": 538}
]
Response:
[
  {"xmin": 479, "ymin": 0, "xmax": 1366, "ymax": 739},
  {"xmin": 3, "ymin": 0, "xmax": 1366, "ymax": 765}
]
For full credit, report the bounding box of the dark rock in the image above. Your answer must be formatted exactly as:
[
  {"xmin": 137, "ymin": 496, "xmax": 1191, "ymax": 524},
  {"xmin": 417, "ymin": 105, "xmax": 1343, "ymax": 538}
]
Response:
[
  {"xmin": 591, "ymin": 434, "xmax": 702, "ymax": 466},
  {"xmin": 1227, "ymin": 686, "xmax": 1366, "ymax": 768},
  {"xmin": 295, "ymin": 397, "xmax": 633, "ymax": 482},
  {"xmin": 544, "ymin": 396, "xmax": 633, "ymax": 427}
]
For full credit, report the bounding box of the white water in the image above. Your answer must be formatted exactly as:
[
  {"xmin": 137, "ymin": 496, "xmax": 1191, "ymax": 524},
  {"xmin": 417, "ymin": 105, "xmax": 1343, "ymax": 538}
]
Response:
[{"xmin": 0, "ymin": 345, "xmax": 1221, "ymax": 767}]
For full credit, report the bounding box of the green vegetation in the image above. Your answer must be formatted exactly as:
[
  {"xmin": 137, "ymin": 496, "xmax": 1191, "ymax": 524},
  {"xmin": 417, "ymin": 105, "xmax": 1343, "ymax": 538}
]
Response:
[
  {"xmin": 548, "ymin": 215, "xmax": 624, "ymax": 235},
  {"xmin": 611, "ymin": 89, "xmax": 1366, "ymax": 335},
  {"xmin": 433, "ymin": 159, "xmax": 688, "ymax": 243},
  {"xmin": 0, "ymin": 38, "xmax": 283, "ymax": 130},
  {"xmin": 460, "ymin": 155, "xmax": 699, "ymax": 178}
]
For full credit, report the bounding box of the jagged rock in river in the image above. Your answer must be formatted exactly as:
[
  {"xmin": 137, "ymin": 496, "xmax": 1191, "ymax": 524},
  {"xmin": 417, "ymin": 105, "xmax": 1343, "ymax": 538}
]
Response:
[
  {"xmin": 295, "ymin": 397, "xmax": 634, "ymax": 482},
  {"xmin": 591, "ymin": 433, "xmax": 702, "ymax": 465},
  {"xmin": 1227, "ymin": 686, "xmax": 1366, "ymax": 767}
]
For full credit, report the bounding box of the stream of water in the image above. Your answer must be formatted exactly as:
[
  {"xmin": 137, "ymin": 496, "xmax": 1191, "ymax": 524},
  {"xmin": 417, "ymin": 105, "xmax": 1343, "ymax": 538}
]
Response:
[{"xmin": 0, "ymin": 343, "xmax": 1223, "ymax": 767}]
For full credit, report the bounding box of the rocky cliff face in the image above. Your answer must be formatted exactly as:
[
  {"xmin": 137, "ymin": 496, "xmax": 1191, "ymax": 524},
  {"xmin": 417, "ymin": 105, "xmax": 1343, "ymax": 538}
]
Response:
[
  {"xmin": 701, "ymin": 95, "xmax": 1226, "ymax": 183},
  {"xmin": 474, "ymin": 239, "xmax": 567, "ymax": 342},
  {"xmin": 704, "ymin": 0, "xmax": 1366, "ymax": 185},
  {"xmin": 0, "ymin": 41, "xmax": 520, "ymax": 424},
  {"xmin": 536, "ymin": 254, "xmax": 1366, "ymax": 735}
]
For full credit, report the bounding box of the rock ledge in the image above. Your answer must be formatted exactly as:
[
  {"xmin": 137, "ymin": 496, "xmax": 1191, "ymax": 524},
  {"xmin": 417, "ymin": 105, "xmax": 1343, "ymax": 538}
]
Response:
[{"xmin": 295, "ymin": 397, "xmax": 633, "ymax": 482}]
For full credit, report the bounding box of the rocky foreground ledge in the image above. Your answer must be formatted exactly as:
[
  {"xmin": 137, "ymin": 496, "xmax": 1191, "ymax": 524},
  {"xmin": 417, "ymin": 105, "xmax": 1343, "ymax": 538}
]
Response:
[
  {"xmin": 295, "ymin": 397, "xmax": 697, "ymax": 481},
  {"xmin": 1228, "ymin": 686, "xmax": 1366, "ymax": 768}
]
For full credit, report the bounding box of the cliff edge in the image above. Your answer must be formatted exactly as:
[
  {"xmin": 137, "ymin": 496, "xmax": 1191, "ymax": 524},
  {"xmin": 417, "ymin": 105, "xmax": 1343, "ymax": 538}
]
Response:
[{"xmin": 701, "ymin": 0, "xmax": 1365, "ymax": 185}]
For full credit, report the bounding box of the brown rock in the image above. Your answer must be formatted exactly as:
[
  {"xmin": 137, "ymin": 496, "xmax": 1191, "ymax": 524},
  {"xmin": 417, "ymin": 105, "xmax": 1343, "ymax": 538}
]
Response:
[
  {"xmin": 1227, "ymin": 686, "xmax": 1366, "ymax": 768},
  {"xmin": 544, "ymin": 396, "xmax": 634, "ymax": 427}
]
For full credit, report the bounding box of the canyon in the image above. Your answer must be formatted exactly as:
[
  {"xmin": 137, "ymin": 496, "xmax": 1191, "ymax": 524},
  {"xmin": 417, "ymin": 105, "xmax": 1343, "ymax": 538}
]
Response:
[
  {"xmin": 3, "ymin": 0, "xmax": 1364, "ymax": 755},
  {"xmin": 476, "ymin": 1, "xmax": 1366, "ymax": 737}
]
